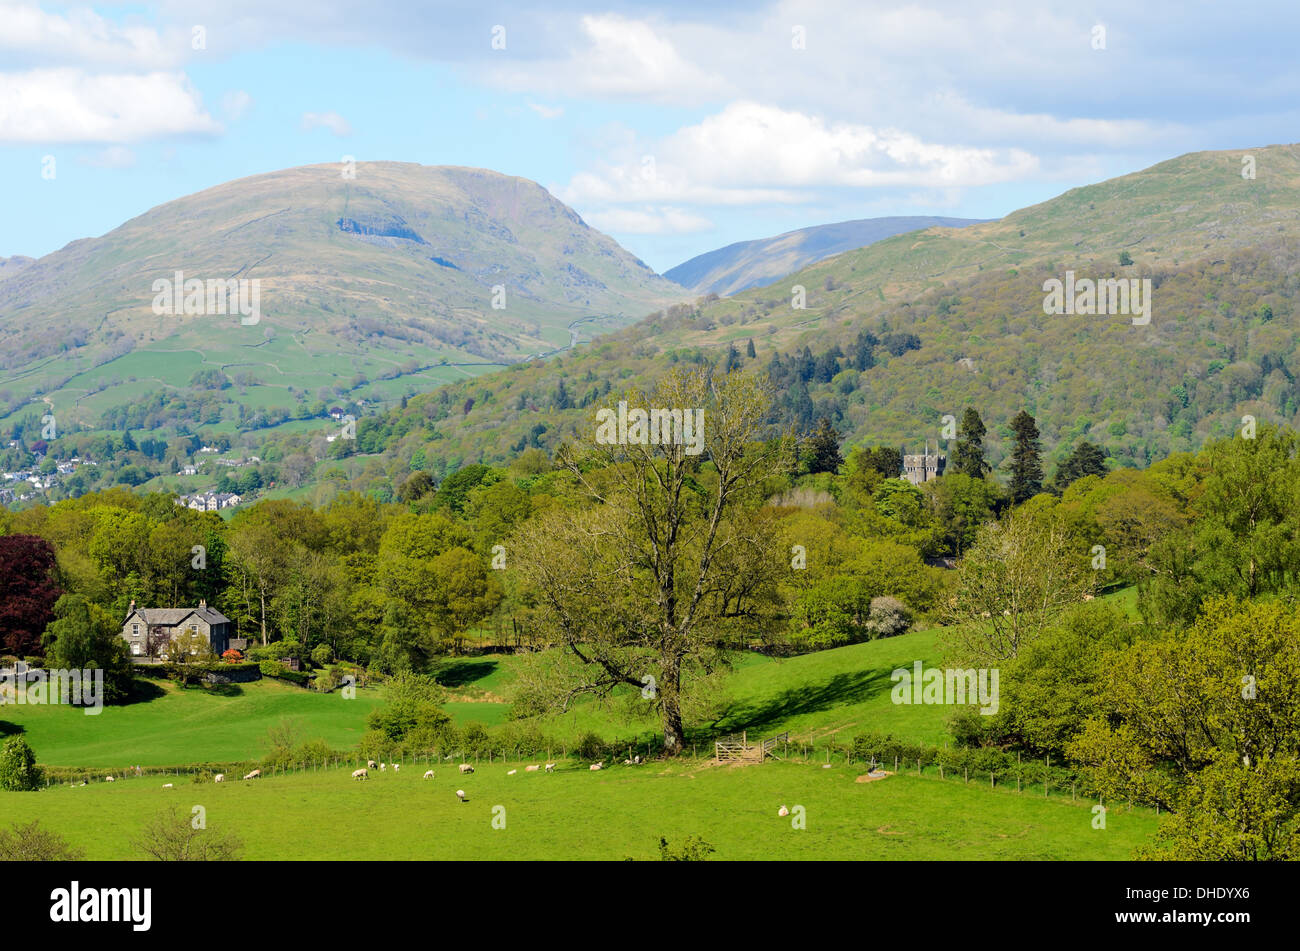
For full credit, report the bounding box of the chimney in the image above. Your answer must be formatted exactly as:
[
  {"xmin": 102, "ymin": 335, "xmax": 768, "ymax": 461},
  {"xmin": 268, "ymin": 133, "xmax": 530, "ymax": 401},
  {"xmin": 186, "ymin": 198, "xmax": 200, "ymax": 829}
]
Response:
[
  {"xmin": 129, "ymin": 599, "xmax": 136, "ymax": 613},
  {"xmin": 199, "ymin": 599, "xmax": 207, "ymax": 610}
]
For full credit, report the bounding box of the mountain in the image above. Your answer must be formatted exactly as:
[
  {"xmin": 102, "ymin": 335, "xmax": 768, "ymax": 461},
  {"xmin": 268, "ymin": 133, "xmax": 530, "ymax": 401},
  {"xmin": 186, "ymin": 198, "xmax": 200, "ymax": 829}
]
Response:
[
  {"xmin": 664, "ymin": 216, "xmax": 988, "ymax": 296},
  {"xmin": 292, "ymin": 144, "xmax": 1300, "ymax": 490},
  {"xmin": 0, "ymin": 163, "xmax": 687, "ymax": 432},
  {"xmin": 0, "ymin": 256, "xmax": 34, "ymax": 282}
]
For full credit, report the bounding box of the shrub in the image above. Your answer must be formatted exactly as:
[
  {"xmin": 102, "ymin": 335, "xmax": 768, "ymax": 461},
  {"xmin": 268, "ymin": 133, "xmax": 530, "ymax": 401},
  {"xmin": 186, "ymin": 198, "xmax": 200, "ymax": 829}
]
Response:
[
  {"xmin": 0, "ymin": 737, "xmax": 42, "ymax": 791},
  {"xmin": 310, "ymin": 644, "xmax": 334, "ymax": 667},
  {"xmin": 136, "ymin": 805, "xmax": 243, "ymax": 861},
  {"xmin": 864, "ymin": 596, "xmax": 912, "ymax": 639},
  {"xmin": 574, "ymin": 731, "xmax": 606, "ymax": 761},
  {"xmin": 0, "ymin": 820, "xmax": 83, "ymax": 860}
]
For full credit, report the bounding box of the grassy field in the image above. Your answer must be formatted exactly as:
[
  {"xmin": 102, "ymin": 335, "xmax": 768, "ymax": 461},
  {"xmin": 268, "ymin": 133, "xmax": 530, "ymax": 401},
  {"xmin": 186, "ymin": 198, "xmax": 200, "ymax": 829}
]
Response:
[
  {"xmin": 0, "ymin": 678, "xmax": 385, "ymax": 768},
  {"xmin": 0, "ymin": 759, "xmax": 1157, "ymax": 860}
]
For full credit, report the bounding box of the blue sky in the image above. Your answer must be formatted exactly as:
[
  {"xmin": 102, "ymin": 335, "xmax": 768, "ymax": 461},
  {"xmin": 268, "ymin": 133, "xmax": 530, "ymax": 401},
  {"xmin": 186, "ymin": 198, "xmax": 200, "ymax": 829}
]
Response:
[{"xmin": 3, "ymin": 1, "xmax": 1299, "ymax": 272}]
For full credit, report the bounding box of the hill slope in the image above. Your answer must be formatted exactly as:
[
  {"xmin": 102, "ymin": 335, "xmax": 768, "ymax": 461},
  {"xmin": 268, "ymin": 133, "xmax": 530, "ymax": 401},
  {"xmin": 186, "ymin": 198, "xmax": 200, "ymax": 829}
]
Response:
[
  {"xmin": 305, "ymin": 144, "xmax": 1300, "ymax": 483},
  {"xmin": 665, "ymin": 216, "xmax": 987, "ymax": 296},
  {"xmin": 0, "ymin": 163, "xmax": 687, "ymax": 431}
]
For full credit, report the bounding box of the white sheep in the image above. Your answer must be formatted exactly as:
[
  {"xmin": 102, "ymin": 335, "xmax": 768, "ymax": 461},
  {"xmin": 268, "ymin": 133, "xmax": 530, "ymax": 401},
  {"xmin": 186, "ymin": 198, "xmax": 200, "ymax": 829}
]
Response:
[
  {"xmin": 507, "ymin": 769, "xmax": 517, "ymax": 776},
  {"xmin": 393, "ymin": 763, "xmax": 400, "ymax": 772},
  {"xmin": 352, "ymin": 768, "xmax": 368, "ymax": 780},
  {"xmin": 459, "ymin": 764, "xmax": 474, "ymax": 774},
  {"xmin": 544, "ymin": 763, "xmax": 556, "ymax": 772},
  {"xmin": 778, "ymin": 805, "xmax": 789, "ymax": 817},
  {"xmin": 162, "ymin": 783, "xmax": 173, "ymax": 789},
  {"xmin": 525, "ymin": 765, "xmax": 540, "ymax": 772},
  {"xmin": 380, "ymin": 762, "xmax": 387, "ymax": 771},
  {"xmin": 214, "ymin": 774, "xmax": 224, "ymax": 783},
  {"xmin": 105, "ymin": 776, "xmax": 114, "ymax": 782},
  {"xmin": 244, "ymin": 769, "xmax": 261, "ymax": 780},
  {"xmin": 456, "ymin": 789, "xmax": 467, "ymax": 802},
  {"xmin": 423, "ymin": 770, "xmax": 435, "ymax": 779},
  {"xmin": 590, "ymin": 762, "xmax": 603, "ymax": 771},
  {"xmin": 367, "ymin": 760, "xmax": 377, "ymax": 769}
]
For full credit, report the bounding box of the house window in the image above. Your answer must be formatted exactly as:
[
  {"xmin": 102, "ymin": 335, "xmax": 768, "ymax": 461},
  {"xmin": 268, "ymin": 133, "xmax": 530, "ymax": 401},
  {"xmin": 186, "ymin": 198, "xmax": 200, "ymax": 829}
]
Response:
[
  {"xmin": 131, "ymin": 642, "xmax": 142, "ymax": 655},
  {"xmin": 132, "ymin": 623, "xmax": 139, "ymax": 636}
]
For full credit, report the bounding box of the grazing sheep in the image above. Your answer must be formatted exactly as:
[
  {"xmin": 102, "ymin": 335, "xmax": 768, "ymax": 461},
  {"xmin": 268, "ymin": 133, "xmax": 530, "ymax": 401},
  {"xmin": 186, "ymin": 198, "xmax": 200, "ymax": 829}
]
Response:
[
  {"xmin": 778, "ymin": 805, "xmax": 789, "ymax": 817},
  {"xmin": 214, "ymin": 774, "xmax": 224, "ymax": 783},
  {"xmin": 590, "ymin": 762, "xmax": 603, "ymax": 771},
  {"xmin": 423, "ymin": 770, "xmax": 435, "ymax": 779},
  {"xmin": 244, "ymin": 769, "xmax": 261, "ymax": 780},
  {"xmin": 525, "ymin": 765, "xmax": 540, "ymax": 772},
  {"xmin": 633, "ymin": 755, "xmax": 641, "ymax": 764},
  {"xmin": 821, "ymin": 764, "xmax": 832, "ymax": 769},
  {"xmin": 105, "ymin": 776, "xmax": 114, "ymax": 782},
  {"xmin": 352, "ymin": 768, "xmax": 368, "ymax": 780},
  {"xmin": 393, "ymin": 763, "xmax": 400, "ymax": 772},
  {"xmin": 507, "ymin": 769, "xmax": 517, "ymax": 776},
  {"xmin": 367, "ymin": 760, "xmax": 377, "ymax": 769},
  {"xmin": 380, "ymin": 763, "xmax": 387, "ymax": 771},
  {"xmin": 162, "ymin": 783, "xmax": 173, "ymax": 789},
  {"xmin": 456, "ymin": 789, "xmax": 467, "ymax": 802},
  {"xmin": 459, "ymin": 764, "xmax": 474, "ymax": 774},
  {"xmin": 544, "ymin": 763, "xmax": 556, "ymax": 773}
]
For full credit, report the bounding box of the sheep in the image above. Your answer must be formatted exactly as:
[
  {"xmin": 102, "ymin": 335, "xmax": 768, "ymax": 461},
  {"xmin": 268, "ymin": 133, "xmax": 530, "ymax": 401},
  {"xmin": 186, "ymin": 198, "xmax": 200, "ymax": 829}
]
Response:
[
  {"xmin": 456, "ymin": 789, "xmax": 467, "ymax": 802},
  {"xmin": 105, "ymin": 776, "xmax": 115, "ymax": 782},
  {"xmin": 392, "ymin": 763, "xmax": 400, "ymax": 772},
  {"xmin": 633, "ymin": 755, "xmax": 641, "ymax": 764},
  {"xmin": 524, "ymin": 765, "xmax": 540, "ymax": 772},
  {"xmin": 380, "ymin": 763, "xmax": 387, "ymax": 771},
  {"xmin": 589, "ymin": 762, "xmax": 603, "ymax": 771},
  {"xmin": 778, "ymin": 805, "xmax": 789, "ymax": 817},
  {"xmin": 352, "ymin": 768, "xmax": 368, "ymax": 780},
  {"xmin": 507, "ymin": 769, "xmax": 517, "ymax": 776},
  {"xmin": 367, "ymin": 760, "xmax": 377, "ymax": 769},
  {"xmin": 162, "ymin": 783, "xmax": 173, "ymax": 789},
  {"xmin": 214, "ymin": 774, "xmax": 224, "ymax": 783},
  {"xmin": 423, "ymin": 770, "xmax": 435, "ymax": 779},
  {"xmin": 544, "ymin": 763, "xmax": 556, "ymax": 772},
  {"xmin": 244, "ymin": 769, "xmax": 261, "ymax": 780},
  {"xmin": 459, "ymin": 764, "xmax": 474, "ymax": 774}
]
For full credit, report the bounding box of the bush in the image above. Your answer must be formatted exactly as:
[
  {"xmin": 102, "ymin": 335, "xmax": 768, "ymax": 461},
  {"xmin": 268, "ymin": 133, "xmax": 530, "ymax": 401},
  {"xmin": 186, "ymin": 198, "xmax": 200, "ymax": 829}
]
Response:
[
  {"xmin": 310, "ymin": 644, "xmax": 334, "ymax": 667},
  {"xmin": 574, "ymin": 731, "xmax": 606, "ymax": 761},
  {"xmin": 864, "ymin": 596, "xmax": 912, "ymax": 639},
  {"xmin": 0, "ymin": 820, "xmax": 83, "ymax": 860},
  {"xmin": 0, "ymin": 737, "xmax": 42, "ymax": 791}
]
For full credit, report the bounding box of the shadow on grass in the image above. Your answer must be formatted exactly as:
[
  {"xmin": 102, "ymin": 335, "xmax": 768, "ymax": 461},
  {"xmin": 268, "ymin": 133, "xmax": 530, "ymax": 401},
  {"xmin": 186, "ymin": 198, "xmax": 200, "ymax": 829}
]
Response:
[
  {"xmin": 698, "ymin": 668, "xmax": 895, "ymax": 742},
  {"xmin": 125, "ymin": 679, "xmax": 168, "ymax": 704},
  {"xmin": 434, "ymin": 659, "xmax": 498, "ymax": 689},
  {"xmin": 0, "ymin": 720, "xmax": 24, "ymax": 737}
]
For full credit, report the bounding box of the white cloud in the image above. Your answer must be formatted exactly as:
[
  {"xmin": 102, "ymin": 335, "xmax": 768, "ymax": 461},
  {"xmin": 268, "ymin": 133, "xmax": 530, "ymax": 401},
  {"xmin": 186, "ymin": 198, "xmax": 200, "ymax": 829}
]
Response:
[
  {"xmin": 489, "ymin": 14, "xmax": 728, "ymax": 104},
  {"xmin": 560, "ymin": 101, "xmax": 1040, "ymax": 208},
  {"xmin": 584, "ymin": 206, "xmax": 714, "ymax": 235},
  {"xmin": 0, "ymin": 3, "xmax": 188, "ymax": 68},
  {"xmin": 0, "ymin": 69, "xmax": 221, "ymax": 143},
  {"xmin": 529, "ymin": 102, "xmax": 564, "ymax": 120},
  {"xmin": 300, "ymin": 111, "xmax": 353, "ymax": 137},
  {"xmin": 221, "ymin": 89, "xmax": 253, "ymax": 121}
]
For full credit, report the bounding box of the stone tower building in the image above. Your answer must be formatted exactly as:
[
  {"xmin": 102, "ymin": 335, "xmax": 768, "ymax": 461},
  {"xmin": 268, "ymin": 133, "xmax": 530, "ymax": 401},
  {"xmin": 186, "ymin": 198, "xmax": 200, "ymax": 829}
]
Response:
[{"xmin": 901, "ymin": 441, "xmax": 945, "ymax": 484}]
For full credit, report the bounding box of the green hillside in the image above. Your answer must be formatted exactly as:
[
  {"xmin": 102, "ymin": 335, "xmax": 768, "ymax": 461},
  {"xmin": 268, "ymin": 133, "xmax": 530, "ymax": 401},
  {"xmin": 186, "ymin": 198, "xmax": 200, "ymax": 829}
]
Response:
[
  {"xmin": 0, "ymin": 162, "xmax": 687, "ymax": 435},
  {"xmin": 302, "ymin": 144, "xmax": 1300, "ymax": 484}
]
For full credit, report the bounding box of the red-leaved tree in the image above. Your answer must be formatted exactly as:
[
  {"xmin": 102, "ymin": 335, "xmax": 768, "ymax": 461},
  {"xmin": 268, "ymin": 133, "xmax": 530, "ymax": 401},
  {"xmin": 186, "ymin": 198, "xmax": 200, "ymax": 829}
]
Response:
[{"xmin": 0, "ymin": 534, "xmax": 62, "ymax": 656}]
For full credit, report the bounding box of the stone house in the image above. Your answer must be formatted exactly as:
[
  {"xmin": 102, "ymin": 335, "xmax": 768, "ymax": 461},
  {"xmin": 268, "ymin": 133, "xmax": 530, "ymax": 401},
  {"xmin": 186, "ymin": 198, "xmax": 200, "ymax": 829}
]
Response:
[{"xmin": 121, "ymin": 599, "xmax": 233, "ymax": 659}]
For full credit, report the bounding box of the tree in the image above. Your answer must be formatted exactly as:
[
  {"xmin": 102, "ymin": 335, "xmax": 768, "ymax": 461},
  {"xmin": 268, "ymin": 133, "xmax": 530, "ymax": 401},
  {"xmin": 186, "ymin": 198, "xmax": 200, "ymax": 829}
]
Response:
[
  {"xmin": 1051, "ymin": 441, "xmax": 1108, "ymax": 492},
  {"xmin": 0, "ymin": 534, "xmax": 62, "ymax": 656},
  {"xmin": 1068, "ymin": 597, "xmax": 1300, "ymax": 859},
  {"xmin": 41, "ymin": 594, "xmax": 135, "ymax": 703},
  {"xmin": 1007, "ymin": 411, "xmax": 1043, "ymax": 504},
  {"xmin": 514, "ymin": 367, "xmax": 793, "ymax": 754},
  {"xmin": 0, "ymin": 737, "xmax": 42, "ymax": 791},
  {"xmin": 0, "ymin": 820, "xmax": 83, "ymax": 860},
  {"xmin": 941, "ymin": 505, "xmax": 1094, "ymax": 664},
  {"xmin": 745, "ymin": 339, "xmax": 756, "ymax": 359},
  {"xmin": 803, "ymin": 417, "xmax": 843, "ymax": 475},
  {"xmin": 136, "ymin": 805, "xmax": 244, "ymax": 861},
  {"xmin": 950, "ymin": 407, "xmax": 991, "ymax": 478}
]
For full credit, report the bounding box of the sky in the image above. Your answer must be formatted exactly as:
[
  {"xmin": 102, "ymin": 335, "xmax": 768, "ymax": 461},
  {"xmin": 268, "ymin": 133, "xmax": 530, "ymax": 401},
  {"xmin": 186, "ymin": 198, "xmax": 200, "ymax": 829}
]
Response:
[{"xmin": 2, "ymin": 0, "xmax": 1299, "ymax": 273}]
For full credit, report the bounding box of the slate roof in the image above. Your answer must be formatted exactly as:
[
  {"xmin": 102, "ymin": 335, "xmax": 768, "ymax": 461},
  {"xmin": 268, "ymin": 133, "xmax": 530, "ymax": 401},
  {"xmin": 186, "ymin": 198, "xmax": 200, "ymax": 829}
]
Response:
[{"xmin": 127, "ymin": 606, "xmax": 231, "ymax": 626}]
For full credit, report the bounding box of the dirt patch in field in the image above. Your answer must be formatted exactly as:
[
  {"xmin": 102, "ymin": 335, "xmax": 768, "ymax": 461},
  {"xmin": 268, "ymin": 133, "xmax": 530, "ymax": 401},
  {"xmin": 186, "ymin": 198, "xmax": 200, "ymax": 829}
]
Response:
[{"xmin": 855, "ymin": 770, "xmax": 894, "ymax": 783}]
